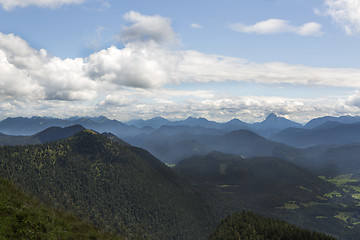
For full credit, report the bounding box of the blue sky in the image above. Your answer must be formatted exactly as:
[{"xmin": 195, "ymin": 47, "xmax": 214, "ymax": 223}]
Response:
[{"xmin": 1, "ymin": 0, "xmax": 360, "ymax": 123}]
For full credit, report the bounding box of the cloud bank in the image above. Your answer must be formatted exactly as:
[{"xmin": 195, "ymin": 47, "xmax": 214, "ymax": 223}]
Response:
[{"xmin": 229, "ymin": 19, "xmax": 322, "ymax": 36}]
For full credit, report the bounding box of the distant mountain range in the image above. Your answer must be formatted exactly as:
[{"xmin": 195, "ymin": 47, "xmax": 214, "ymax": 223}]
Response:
[
  {"xmin": 271, "ymin": 122, "xmax": 360, "ymax": 148},
  {"xmin": 2, "ymin": 113, "xmax": 360, "ymax": 139}
]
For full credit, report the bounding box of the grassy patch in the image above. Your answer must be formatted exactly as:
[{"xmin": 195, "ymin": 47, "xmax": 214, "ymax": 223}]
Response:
[
  {"xmin": 352, "ymin": 193, "xmax": 360, "ymax": 200},
  {"xmin": 276, "ymin": 201, "xmax": 300, "ymax": 210},
  {"xmin": 324, "ymin": 191, "xmax": 342, "ymax": 199},
  {"xmin": 165, "ymin": 163, "xmax": 176, "ymax": 168},
  {"xmin": 296, "ymin": 186, "xmax": 312, "ymax": 192}
]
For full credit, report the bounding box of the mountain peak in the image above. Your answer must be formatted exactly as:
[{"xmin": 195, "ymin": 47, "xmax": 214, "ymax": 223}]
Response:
[{"xmin": 265, "ymin": 113, "xmax": 277, "ymax": 120}]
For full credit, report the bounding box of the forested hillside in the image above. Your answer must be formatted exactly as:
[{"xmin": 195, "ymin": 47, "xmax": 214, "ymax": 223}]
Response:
[
  {"xmin": 209, "ymin": 211, "xmax": 336, "ymax": 240},
  {"xmin": 0, "ymin": 130, "xmax": 214, "ymax": 239},
  {"xmin": 0, "ymin": 177, "xmax": 123, "ymax": 240}
]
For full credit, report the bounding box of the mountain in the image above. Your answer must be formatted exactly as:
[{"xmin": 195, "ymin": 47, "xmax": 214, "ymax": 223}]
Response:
[
  {"xmin": 174, "ymin": 152, "xmax": 359, "ymax": 239},
  {"xmin": 304, "ymin": 115, "xmax": 360, "ymax": 129},
  {"xmin": 271, "ymin": 122, "xmax": 360, "ymax": 148},
  {"xmin": 167, "ymin": 116, "xmax": 222, "ymax": 129},
  {"xmin": 210, "ymin": 211, "xmax": 336, "ymax": 240},
  {"xmin": 156, "ymin": 125, "xmax": 225, "ymax": 136},
  {"xmin": 318, "ymin": 144, "xmax": 360, "ymax": 176},
  {"xmin": 202, "ymin": 129, "xmax": 305, "ymax": 164},
  {"xmin": 0, "ymin": 116, "xmax": 144, "ymax": 137},
  {"xmin": 0, "ymin": 117, "xmax": 68, "ymax": 135},
  {"xmin": 0, "ymin": 125, "xmax": 85, "ymax": 146},
  {"xmin": 0, "ymin": 177, "xmax": 123, "ymax": 240},
  {"xmin": 251, "ymin": 113, "xmax": 302, "ymax": 137},
  {"xmin": 126, "ymin": 116, "xmax": 170, "ymax": 129},
  {"xmin": 124, "ymin": 131, "xmax": 213, "ymax": 164},
  {"xmin": 220, "ymin": 118, "xmax": 249, "ymax": 131},
  {"xmin": 101, "ymin": 132, "xmax": 131, "ymax": 146},
  {"xmin": 174, "ymin": 152, "xmax": 333, "ymax": 207},
  {"xmin": 125, "ymin": 129, "xmax": 305, "ymax": 165},
  {"xmin": 0, "ymin": 130, "xmax": 216, "ymax": 239}
]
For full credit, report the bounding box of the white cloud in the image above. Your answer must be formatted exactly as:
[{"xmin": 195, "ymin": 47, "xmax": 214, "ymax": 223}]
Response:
[
  {"xmin": 174, "ymin": 50, "xmax": 360, "ymax": 88},
  {"xmin": 0, "ymin": 50, "xmax": 43, "ymax": 99},
  {"xmin": 229, "ymin": 19, "xmax": 322, "ymax": 36},
  {"xmin": 95, "ymin": 92, "xmax": 359, "ymax": 124},
  {"xmin": 190, "ymin": 23, "xmax": 202, "ymax": 29},
  {"xmin": 120, "ymin": 11, "xmax": 180, "ymax": 46},
  {"xmin": 2, "ymin": 11, "xmax": 360, "ymax": 122},
  {"xmin": 0, "ymin": 0, "xmax": 85, "ymax": 10},
  {"xmin": 86, "ymin": 43, "xmax": 177, "ymax": 89},
  {"xmin": 322, "ymin": 0, "xmax": 360, "ymax": 35},
  {"xmin": 346, "ymin": 91, "xmax": 360, "ymax": 108},
  {"xmin": 98, "ymin": 94, "xmax": 137, "ymax": 107},
  {"xmin": 0, "ymin": 33, "xmax": 97, "ymax": 101}
]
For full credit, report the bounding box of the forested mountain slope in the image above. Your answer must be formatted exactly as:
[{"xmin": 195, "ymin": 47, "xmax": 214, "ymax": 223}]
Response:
[
  {"xmin": 209, "ymin": 211, "xmax": 336, "ymax": 240},
  {"xmin": 0, "ymin": 130, "xmax": 214, "ymax": 239},
  {"xmin": 0, "ymin": 177, "xmax": 124, "ymax": 240}
]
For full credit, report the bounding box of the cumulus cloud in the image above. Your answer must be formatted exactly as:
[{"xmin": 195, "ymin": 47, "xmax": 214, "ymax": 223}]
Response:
[
  {"xmin": 98, "ymin": 94, "xmax": 137, "ymax": 107},
  {"xmin": 120, "ymin": 11, "xmax": 180, "ymax": 46},
  {"xmin": 0, "ymin": 33, "xmax": 97, "ymax": 101},
  {"xmin": 190, "ymin": 23, "xmax": 202, "ymax": 29},
  {"xmin": 320, "ymin": 0, "xmax": 360, "ymax": 35},
  {"xmin": 229, "ymin": 19, "xmax": 322, "ymax": 36},
  {"xmin": 0, "ymin": 0, "xmax": 85, "ymax": 10},
  {"xmin": 86, "ymin": 43, "xmax": 178, "ymax": 89},
  {"xmin": 346, "ymin": 91, "xmax": 360, "ymax": 108}
]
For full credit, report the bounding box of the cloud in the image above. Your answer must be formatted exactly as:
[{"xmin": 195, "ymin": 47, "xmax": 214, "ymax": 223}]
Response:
[
  {"xmin": 2, "ymin": 11, "xmax": 360, "ymax": 122},
  {"xmin": 0, "ymin": 33, "xmax": 97, "ymax": 101},
  {"xmin": 98, "ymin": 94, "xmax": 137, "ymax": 107},
  {"xmin": 86, "ymin": 43, "xmax": 177, "ymax": 89},
  {"xmin": 3, "ymin": 27, "xmax": 360, "ymax": 104},
  {"xmin": 173, "ymin": 50, "xmax": 360, "ymax": 88},
  {"xmin": 119, "ymin": 11, "xmax": 180, "ymax": 46},
  {"xmin": 346, "ymin": 91, "xmax": 360, "ymax": 108},
  {"xmin": 190, "ymin": 23, "xmax": 202, "ymax": 29},
  {"xmin": 95, "ymin": 92, "xmax": 358, "ymax": 124},
  {"xmin": 0, "ymin": 0, "xmax": 86, "ymax": 10},
  {"xmin": 229, "ymin": 19, "xmax": 323, "ymax": 36},
  {"xmin": 320, "ymin": 0, "xmax": 360, "ymax": 35}
]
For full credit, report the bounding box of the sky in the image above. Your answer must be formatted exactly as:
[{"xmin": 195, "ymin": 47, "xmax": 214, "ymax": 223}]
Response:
[{"xmin": 1, "ymin": 0, "xmax": 360, "ymax": 123}]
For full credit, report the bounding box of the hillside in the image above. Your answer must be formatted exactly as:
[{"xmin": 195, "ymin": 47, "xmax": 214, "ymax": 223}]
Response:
[
  {"xmin": 0, "ymin": 177, "xmax": 123, "ymax": 240},
  {"xmin": 209, "ymin": 211, "xmax": 336, "ymax": 240},
  {"xmin": 175, "ymin": 152, "xmax": 360, "ymax": 239},
  {"xmin": 319, "ymin": 144, "xmax": 360, "ymax": 176},
  {"xmin": 0, "ymin": 130, "xmax": 215, "ymax": 239},
  {"xmin": 174, "ymin": 152, "xmax": 333, "ymax": 207}
]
